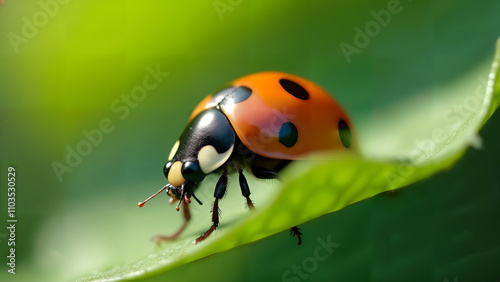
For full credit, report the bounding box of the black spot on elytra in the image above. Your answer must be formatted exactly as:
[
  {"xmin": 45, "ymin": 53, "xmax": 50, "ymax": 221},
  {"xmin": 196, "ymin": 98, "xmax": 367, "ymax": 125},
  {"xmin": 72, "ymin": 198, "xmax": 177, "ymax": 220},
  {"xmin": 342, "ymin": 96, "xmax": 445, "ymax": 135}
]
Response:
[
  {"xmin": 226, "ymin": 86, "xmax": 252, "ymax": 104},
  {"xmin": 211, "ymin": 85, "xmax": 252, "ymax": 108},
  {"xmin": 210, "ymin": 86, "xmax": 234, "ymax": 106},
  {"xmin": 279, "ymin": 79, "xmax": 309, "ymax": 100},
  {"xmin": 279, "ymin": 121, "xmax": 298, "ymax": 148},
  {"xmin": 338, "ymin": 120, "xmax": 352, "ymax": 148}
]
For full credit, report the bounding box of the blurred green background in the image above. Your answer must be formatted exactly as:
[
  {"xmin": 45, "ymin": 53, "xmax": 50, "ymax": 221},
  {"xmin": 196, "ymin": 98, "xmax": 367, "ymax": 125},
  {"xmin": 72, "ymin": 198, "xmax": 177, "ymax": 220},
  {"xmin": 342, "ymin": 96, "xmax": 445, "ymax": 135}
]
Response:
[{"xmin": 0, "ymin": 0, "xmax": 499, "ymax": 281}]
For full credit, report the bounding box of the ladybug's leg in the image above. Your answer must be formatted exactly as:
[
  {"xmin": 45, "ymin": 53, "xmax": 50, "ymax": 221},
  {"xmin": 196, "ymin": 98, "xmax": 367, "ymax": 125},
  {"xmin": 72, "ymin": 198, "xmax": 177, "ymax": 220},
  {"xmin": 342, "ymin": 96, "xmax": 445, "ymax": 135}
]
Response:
[
  {"xmin": 290, "ymin": 226, "xmax": 302, "ymax": 246},
  {"xmin": 153, "ymin": 198, "xmax": 191, "ymax": 242},
  {"xmin": 238, "ymin": 169, "xmax": 255, "ymax": 210},
  {"xmin": 195, "ymin": 170, "xmax": 228, "ymax": 243},
  {"xmin": 251, "ymin": 165, "xmax": 303, "ymax": 246}
]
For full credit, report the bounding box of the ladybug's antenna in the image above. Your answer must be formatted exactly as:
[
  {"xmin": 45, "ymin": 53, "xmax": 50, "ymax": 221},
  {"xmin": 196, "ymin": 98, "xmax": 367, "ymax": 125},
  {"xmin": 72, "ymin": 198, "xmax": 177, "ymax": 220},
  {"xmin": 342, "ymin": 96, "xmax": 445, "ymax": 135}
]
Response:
[{"xmin": 138, "ymin": 184, "xmax": 170, "ymax": 208}]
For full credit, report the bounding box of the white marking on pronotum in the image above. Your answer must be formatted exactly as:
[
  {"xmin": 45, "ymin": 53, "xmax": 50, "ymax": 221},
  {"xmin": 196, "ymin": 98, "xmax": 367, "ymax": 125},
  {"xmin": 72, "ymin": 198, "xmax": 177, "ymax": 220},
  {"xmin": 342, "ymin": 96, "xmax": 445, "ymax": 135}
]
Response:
[
  {"xmin": 168, "ymin": 140, "xmax": 180, "ymax": 161},
  {"xmin": 198, "ymin": 144, "xmax": 234, "ymax": 174}
]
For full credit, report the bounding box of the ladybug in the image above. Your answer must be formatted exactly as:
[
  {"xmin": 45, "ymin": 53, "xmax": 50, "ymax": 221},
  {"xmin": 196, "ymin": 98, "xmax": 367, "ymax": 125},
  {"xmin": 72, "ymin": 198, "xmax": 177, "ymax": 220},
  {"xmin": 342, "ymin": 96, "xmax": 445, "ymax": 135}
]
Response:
[{"xmin": 139, "ymin": 72, "xmax": 356, "ymax": 245}]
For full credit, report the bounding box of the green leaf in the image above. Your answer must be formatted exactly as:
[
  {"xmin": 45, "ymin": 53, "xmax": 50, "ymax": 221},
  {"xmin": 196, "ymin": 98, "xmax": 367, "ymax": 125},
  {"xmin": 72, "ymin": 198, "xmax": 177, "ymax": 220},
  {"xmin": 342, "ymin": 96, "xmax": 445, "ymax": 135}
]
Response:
[{"xmin": 78, "ymin": 38, "xmax": 500, "ymax": 282}]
